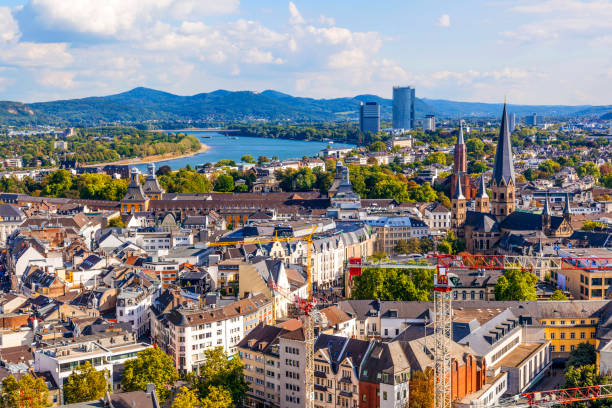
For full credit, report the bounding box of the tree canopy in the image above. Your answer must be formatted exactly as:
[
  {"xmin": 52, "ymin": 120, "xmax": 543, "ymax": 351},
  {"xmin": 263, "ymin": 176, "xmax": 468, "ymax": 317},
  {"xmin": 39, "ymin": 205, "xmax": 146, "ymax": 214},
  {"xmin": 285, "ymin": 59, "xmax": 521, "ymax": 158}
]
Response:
[
  {"xmin": 0, "ymin": 374, "xmax": 50, "ymax": 408},
  {"xmin": 494, "ymin": 268, "xmax": 538, "ymax": 301},
  {"xmin": 63, "ymin": 361, "xmax": 109, "ymax": 404},
  {"xmin": 121, "ymin": 347, "xmax": 179, "ymax": 402},
  {"xmin": 191, "ymin": 348, "xmax": 248, "ymax": 406},
  {"xmin": 351, "ymin": 268, "xmax": 433, "ymax": 301}
]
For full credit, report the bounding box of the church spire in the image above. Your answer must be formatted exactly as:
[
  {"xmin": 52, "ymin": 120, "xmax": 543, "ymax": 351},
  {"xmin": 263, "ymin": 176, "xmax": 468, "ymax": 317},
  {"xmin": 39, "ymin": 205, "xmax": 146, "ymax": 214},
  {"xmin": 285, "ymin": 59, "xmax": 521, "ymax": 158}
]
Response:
[
  {"xmin": 542, "ymin": 194, "xmax": 551, "ymax": 216},
  {"xmin": 477, "ymin": 175, "xmax": 488, "ymax": 198},
  {"xmin": 458, "ymin": 120, "xmax": 465, "ymax": 145},
  {"xmin": 453, "ymin": 173, "xmax": 465, "ymax": 200},
  {"xmin": 564, "ymin": 193, "xmax": 572, "ymax": 221},
  {"xmin": 492, "ymin": 103, "xmax": 515, "ymax": 185}
]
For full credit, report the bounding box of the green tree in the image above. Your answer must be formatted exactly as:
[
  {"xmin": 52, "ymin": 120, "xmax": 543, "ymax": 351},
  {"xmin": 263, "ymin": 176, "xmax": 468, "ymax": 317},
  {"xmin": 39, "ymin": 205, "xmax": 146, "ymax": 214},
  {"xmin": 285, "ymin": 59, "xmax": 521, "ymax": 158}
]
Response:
[
  {"xmin": 538, "ymin": 160, "xmax": 561, "ymax": 178},
  {"xmin": 566, "ymin": 343, "xmax": 597, "ymax": 369},
  {"xmin": 108, "ymin": 216, "xmax": 125, "ymax": 228},
  {"xmin": 42, "ymin": 169, "xmax": 74, "ymax": 197},
  {"xmin": 494, "ymin": 269, "xmax": 538, "ymax": 301},
  {"xmin": 550, "ymin": 289, "xmax": 568, "ymax": 301},
  {"xmin": 409, "ymin": 368, "xmax": 434, "ymax": 408},
  {"xmin": 172, "ymin": 387, "xmax": 203, "ymax": 408},
  {"xmin": 394, "ymin": 239, "xmax": 410, "ymax": 254},
  {"xmin": 234, "ymin": 184, "xmax": 249, "ymax": 193},
  {"xmin": 122, "ymin": 347, "xmax": 179, "ymax": 402},
  {"xmin": 423, "ymin": 152, "xmax": 446, "ymax": 166},
  {"xmin": 576, "ymin": 161, "xmax": 600, "ymax": 178},
  {"xmin": 63, "ymin": 361, "xmax": 109, "ymax": 404},
  {"xmin": 419, "ymin": 237, "xmax": 435, "ymax": 254},
  {"xmin": 368, "ymin": 141, "xmax": 387, "ymax": 152},
  {"xmin": 240, "ymin": 155, "xmax": 255, "ymax": 164},
  {"xmin": 0, "ymin": 374, "xmax": 50, "ymax": 408},
  {"xmin": 351, "ymin": 268, "xmax": 433, "ymax": 302},
  {"xmin": 201, "ymin": 386, "xmax": 232, "ymax": 408},
  {"xmin": 215, "ymin": 159, "xmax": 236, "ymax": 167},
  {"xmin": 582, "ymin": 220, "xmax": 606, "ymax": 231},
  {"xmin": 564, "ymin": 364, "xmax": 611, "ymax": 408},
  {"xmin": 213, "ymin": 174, "xmax": 235, "ymax": 192},
  {"xmin": 192, "ymin": 348, "xmax": 248, "ymax": 406}
]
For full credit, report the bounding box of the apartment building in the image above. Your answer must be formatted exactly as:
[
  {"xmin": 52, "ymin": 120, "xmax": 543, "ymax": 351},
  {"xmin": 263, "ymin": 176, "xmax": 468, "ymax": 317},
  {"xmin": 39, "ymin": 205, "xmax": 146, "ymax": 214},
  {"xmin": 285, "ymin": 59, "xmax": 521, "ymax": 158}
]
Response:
[
  {"xmin": 161, "ymin": 295, "xmax": 273, "ymax": 373},
  {"xmin": 33, "ymin": 331, "xmax": 150, "ymax": 400},
  {"xmin": 142, "ymin": 260, "xmax": 179, "ymax": 288},
  {"xmin": 116, "ymin": 286, "xmax": 156, "ymax": 337},
  {"xmin": 237, "ymin": 325, "xmax": 287, "ymax": 408},
  {"xmin": 364, "ymin": 217, "xmax": 429, "ymax": 254},
  {"xmin": 279, "ymin": 328, "xmax": 306, "ymax": 407}
]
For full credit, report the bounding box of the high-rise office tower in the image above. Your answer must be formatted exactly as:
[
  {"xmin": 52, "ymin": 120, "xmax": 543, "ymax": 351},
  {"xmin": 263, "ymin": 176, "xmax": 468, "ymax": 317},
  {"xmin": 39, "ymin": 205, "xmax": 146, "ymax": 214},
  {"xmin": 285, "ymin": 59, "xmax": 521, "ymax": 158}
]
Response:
[
  {"xmin": 526, "ymin": 113, "xmax": 538, "ymax": 126},
  {"xmin": 509, "ymin": 113, "xmax": 516, "ymax": 132},
  {"xmin": 423, "ymin": 114, "xmax": 436, "ymax": 131},
  {"xmin": 359, "ymin": 102, "xmax": 380, "ymax": 133},
  {"xmin": 392, "ymin": 86, "xmax": 415, "ymax": 130}
]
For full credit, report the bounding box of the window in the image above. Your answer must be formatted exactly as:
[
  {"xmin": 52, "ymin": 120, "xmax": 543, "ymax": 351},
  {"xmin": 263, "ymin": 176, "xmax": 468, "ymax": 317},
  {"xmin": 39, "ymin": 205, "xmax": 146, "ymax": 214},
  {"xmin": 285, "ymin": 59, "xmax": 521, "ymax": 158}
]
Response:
[
  {"xmin": 570, "ymin": 332, "xmax": 575, "ymax": 339},
  {"xmin": 560, "ymin": 345, "xmax": 566, "ymax": 352},
  {"xmin": 383, "ymin": 392, "xmax": 387, "ymax": 401},
  {"xmin": 560, "ymin": 332, "xmax": 565, "ymax": 339},
  {"xmin": 581, "ymin": 332, "xmax": 586, "ymax": 339},
  {"xmin": 550, "ymin": 332, "xmax": 555, "ymax": 339}
]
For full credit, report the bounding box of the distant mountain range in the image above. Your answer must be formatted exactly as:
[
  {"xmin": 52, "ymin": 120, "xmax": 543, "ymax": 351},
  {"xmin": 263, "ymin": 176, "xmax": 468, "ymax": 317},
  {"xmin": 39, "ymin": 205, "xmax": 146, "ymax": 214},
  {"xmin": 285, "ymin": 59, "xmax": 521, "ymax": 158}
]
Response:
[{"xmin": 1, "ymin": 87, "xmax": 611, "ymax": 126}]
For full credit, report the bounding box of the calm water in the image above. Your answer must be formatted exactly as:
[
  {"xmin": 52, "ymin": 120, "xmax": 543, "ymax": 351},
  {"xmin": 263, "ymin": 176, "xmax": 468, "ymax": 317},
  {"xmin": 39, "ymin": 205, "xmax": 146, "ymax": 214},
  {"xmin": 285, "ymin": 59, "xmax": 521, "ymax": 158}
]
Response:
[{"xmin": 136, "ymin": 130, "xmax": 354, "ymax": 170}]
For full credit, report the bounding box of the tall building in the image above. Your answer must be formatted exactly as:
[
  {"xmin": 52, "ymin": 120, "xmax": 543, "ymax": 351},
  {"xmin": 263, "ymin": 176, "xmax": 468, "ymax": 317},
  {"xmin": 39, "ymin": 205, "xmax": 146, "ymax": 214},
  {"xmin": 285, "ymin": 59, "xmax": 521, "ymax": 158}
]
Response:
[
  {"xmin": 490, "ymin": 103, "xmax": 516, "ymax": 219},
  {"xmin": 526, "ymin": 113, "xmax": 538, "ymax": 126},
  {"xmin": 509, "ymin": 113, "xmax": 516, "ymax": 132},
  {"xmin": 359, "ymin": 102, "xmax": 380, "ymax": 133},
  {"xmin": 392, "ymin": 86, "xmax": 415, "ymax": 130},
  {"xmin": 449, "ymin": 123, "xmax": 476, "ymax": 200},
  {"xmin": 423, "ymin": 114, "xmax": 436, "ymax": 131}
]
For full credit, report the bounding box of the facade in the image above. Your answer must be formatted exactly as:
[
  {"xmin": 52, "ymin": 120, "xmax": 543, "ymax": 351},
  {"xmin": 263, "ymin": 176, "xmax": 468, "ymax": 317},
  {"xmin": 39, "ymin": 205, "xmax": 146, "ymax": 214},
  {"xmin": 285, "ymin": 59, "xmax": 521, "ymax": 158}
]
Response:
[
  {"xmin": 116, "ymin": 286, "xmax": 156, "ymax": 337},
  {"xmin": 121, "ymin": 168, "xmax": 149, "ymax": 214},
  {"xmin": 423, "ymin": 114, "xmax": 436, "ymax": 131},
  {"xmin": 359, "ymin": 102, "xmax": 380, "ymax": 134},
  {"xmin": 365, "ymin": 217, "xmax": 428, "ymax": 254},
  {"xmin": 392, "ymin": 86, "xmax": 415, "ymax": 130}
]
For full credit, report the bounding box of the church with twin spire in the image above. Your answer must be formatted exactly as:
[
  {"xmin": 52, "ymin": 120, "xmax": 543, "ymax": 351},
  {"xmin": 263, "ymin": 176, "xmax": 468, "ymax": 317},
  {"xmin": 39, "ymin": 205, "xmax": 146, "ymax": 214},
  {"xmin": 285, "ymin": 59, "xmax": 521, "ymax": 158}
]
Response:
[{"xmin": 451, "ymin": 103, "xmax": 573, "ymax": 253}]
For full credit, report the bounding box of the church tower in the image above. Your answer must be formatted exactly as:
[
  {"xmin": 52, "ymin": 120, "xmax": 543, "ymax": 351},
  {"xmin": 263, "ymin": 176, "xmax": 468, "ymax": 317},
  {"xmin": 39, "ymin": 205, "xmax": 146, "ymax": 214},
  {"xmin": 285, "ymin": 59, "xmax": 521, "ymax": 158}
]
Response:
[
  {"xmin": 121, "ymin": 167, "xmax": 149, "ymax": 214},
  {"xmin": 563, "ymin": 193, "xmax": 572, "ymax": 222},
  {"xmin": 450, "ymin": 122, "xmax": 473, "ymax": 200},
  {"xmin": 143, "ymin": 163, "xmax": 165, "ymax": 200},
  {"xmin": 451, "ymin": 174, "xmax": 466, "ymax": 230},
  {"xmin": 475, "ymin": 175, "xmax": 489, "ymax": 213},
  {"xmin": 454, "ymin": 122, "xmax": 467, "ymax": 174},
  {"xmin": 542, "ymin": 194, "xmax": 551, "ymax": 234},
  {"xmin": 490, "ymin": 103, "xmax": 516, "ymax": 220}
]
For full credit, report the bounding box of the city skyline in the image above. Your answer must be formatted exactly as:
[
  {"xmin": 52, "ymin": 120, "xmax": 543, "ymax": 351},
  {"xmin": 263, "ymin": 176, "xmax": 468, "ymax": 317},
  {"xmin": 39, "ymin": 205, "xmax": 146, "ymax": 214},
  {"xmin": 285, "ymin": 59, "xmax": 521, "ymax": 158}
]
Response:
[{"xmin": 1, "ymin": 0, "xmax": 612, "ymax": 105}]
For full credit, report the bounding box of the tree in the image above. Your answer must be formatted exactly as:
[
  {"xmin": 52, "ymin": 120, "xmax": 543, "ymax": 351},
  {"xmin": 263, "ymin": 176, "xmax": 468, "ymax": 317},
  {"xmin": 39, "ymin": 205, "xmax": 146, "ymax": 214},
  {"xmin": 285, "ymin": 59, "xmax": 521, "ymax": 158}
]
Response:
[
  {"xmin": 550, "ymin": 290, "xmax": 568, "ymax": 301},
  {"xmin": 351, "ymin": 268, "xmax": 433, "ymax": 302},
  {"xmin": 201, "ymin": 386, "xmax": 232, "ymax": 408},
  {"xmin": 215, "ymin": 159, "xmax": 236, "ymax": 167},
  {"xmin": 419, "ymin": 237, "xmax": 434, "ymax": 254},
  {"xmin": 172, "ymin": 387, "xmax": 203, "ymax": 408},
  {"xmin": 566, "ymin": 343, "xmax": 597, "ymax": 369},
  {"xmin": 423, "ymin": 152, "xmax": 446, "ymax": 166},
  {"xmin": 394, "ymin": 239, "xmax": 411, "ymax": 254},
  {"xmin": 0, "ymin": 374, "xmax": 50, "ymax": 408},
  {"xmin": 63, "ymin": 361, "xmax": 109, "ymax": 404},
  {"xmin": 368, "ymin": 141, "xmax": 387, "ymax": 152},
  {"xmin": 409, "ymin": 368, "xmax": 434, "ymax": 408},
  {"xmin": 156, "ymin": 165, "xmax": 172, "ymax": 176},
  {"xmin": 192, "ymin": 348, "xmax": 248, "ymax": 406},
  {"xmin": 213, "ymin": 174, "xmax": 235, "ymax": 192},
  {"xmin": 240, "ymin": 155, "xmax": 255, "ymax": 164},
  {"xmin": 42, "ymin": 170, "xmax": 74, "ymax": 197},
  {"xmin": 582, "ymin": 220, "xmax": 606, "ymax": 231},
  {"xmin": 234, "ymin": 184, "xmax": 249, "ymax": 193},
  {"xmin": 108, "ymin": 216, "xmax": 125, "ymax": 228},
  {"xmin": 122, "ymin": 347, "xmax": 178, "ymax": 402},
  {"xmin": 494, "ymin": 268, "xmax": 538, "ymax": 301},
  {"xmin": 576, "ymin": 161, "xmax": 600, "ymax": 178},
  {"xmin": 564, "ymin": 364, "xmax": 611, "ymax": 408}
]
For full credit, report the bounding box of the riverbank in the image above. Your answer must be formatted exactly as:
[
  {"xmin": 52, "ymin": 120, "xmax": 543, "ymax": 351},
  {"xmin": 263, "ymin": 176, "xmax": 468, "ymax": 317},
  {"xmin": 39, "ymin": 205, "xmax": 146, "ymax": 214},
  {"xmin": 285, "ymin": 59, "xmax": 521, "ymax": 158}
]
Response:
[{"xmin": 83, "ymin": 142, "xmax": 210, "ymax": 167}]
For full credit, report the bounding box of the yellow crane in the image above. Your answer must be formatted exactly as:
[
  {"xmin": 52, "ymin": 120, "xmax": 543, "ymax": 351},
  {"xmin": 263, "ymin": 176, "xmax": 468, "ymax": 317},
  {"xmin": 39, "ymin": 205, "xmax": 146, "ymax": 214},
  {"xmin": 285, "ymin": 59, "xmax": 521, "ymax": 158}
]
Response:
[{"xmin": 207, "ymin": 226, "xmax": 318, "ymax": 408}]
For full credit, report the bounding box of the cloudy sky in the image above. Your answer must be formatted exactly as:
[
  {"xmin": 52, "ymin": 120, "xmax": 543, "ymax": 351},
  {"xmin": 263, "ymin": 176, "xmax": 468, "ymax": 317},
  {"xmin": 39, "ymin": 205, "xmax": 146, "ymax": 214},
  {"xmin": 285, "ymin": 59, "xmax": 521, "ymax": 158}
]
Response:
[{"xmin": 1, "ymin": 0, "xmax": 612, "ymax": 105}]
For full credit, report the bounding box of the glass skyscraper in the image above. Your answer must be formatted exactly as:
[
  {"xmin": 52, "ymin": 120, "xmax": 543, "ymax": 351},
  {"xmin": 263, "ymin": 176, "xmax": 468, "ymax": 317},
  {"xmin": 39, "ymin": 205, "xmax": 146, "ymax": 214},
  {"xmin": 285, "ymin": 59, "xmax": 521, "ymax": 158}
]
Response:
[
  {"xmin": 359, "ymin": 102, "xmax": 380, "ymax": 134},
  {"xmin": 392, "ymin": 86, "xmax": 415, "ymax": 130}
]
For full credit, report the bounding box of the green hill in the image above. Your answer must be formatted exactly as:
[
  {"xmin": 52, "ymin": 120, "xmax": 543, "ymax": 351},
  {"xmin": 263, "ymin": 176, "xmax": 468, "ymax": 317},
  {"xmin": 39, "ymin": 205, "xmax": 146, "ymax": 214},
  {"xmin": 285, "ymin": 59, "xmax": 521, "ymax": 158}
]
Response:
[{"xmin": 1, "ymin": 87, "xmax": 611, "ymax": 126}]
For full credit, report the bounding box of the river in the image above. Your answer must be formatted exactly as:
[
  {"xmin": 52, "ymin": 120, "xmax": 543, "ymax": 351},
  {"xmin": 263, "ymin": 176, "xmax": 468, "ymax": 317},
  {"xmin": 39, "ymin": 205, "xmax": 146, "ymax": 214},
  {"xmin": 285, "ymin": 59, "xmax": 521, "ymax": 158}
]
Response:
[{"xmin": 136, "ymin": 130, "xmax": 354, "ymax": 170}]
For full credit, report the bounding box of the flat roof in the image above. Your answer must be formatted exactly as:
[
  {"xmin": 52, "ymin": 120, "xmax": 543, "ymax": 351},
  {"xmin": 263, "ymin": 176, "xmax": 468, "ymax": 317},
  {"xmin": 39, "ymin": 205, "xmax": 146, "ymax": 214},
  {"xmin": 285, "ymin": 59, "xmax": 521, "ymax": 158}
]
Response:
[{"xmin": 494, "ymin": 342, "xmax": 546, "ymax": 369}]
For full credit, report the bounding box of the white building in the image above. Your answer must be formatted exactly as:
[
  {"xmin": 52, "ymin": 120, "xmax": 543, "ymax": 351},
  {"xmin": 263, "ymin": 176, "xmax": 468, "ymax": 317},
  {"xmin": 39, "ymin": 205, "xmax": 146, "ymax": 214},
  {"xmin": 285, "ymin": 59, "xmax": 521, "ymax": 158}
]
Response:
[{"xmin": 116, "ymin": 287, "xmax": 156, "ymax": 337}]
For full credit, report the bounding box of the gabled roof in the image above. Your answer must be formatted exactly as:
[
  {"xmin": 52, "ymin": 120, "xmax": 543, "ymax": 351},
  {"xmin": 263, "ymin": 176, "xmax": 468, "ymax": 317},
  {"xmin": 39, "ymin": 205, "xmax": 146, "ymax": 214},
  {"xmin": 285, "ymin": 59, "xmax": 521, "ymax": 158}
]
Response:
[{"xmin": 465, "ymin": 211, "xmax": 499, "ymax": 232}]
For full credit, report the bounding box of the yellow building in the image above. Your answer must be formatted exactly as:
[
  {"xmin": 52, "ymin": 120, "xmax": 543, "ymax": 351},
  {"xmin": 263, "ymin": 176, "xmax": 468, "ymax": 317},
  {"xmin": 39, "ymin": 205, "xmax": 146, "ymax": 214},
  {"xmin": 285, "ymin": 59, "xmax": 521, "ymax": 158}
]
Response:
[
  {"xmin": 142, "ymin": 163, "xmax": 165, "ymax": 200},
  {"xmin": 121, "ymin": 168, "xmax": 150, "ymax": 213}
]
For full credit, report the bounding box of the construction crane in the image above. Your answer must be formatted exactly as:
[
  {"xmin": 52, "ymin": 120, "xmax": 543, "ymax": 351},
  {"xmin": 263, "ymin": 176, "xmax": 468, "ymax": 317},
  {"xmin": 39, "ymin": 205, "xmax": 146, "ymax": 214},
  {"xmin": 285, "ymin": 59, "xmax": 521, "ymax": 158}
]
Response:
[
  {"xmin": 349, "ymin": 253, "xmax": 612, "ymax": 408},
  {"xmin": 207, "ymin": 226, "xmax": 318, "ymax": 408}
]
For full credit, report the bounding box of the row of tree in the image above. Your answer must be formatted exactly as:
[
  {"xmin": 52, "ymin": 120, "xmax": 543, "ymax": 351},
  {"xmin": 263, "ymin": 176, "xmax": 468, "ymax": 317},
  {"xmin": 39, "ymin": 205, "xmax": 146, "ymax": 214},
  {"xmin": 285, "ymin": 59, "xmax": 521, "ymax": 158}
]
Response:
[{"xmin": 0, "ymin": 347, "xmax": 247, "ymax": 408}]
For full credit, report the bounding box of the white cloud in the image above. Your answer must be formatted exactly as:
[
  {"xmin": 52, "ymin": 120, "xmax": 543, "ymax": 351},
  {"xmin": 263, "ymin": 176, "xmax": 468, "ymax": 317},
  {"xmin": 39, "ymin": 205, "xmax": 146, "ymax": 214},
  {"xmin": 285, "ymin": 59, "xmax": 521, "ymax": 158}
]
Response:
[
  {"xmin": 436, "ymin": 14, "xmax": 451, "ymax": 27},
  {"xmin": 37, "ymin": 70, "xmax": 76, "ymax": 89},
  {"xmin": 503, "ymin": 0, "xmax": 612, "ymax": 42},
  {"xmin": 0, "ymin": 7, "xmax": 20, "ymax": 43},
  {"xmin": 318, "ymin": 14, "xmax": 335, "ymax": 26},
  {"xmin": 288, "ymin": 2, "xmax": 304, "ymax": 25},
  {"xmin": 244, "ymin": 48, "xmax": 284, "ymax": 64},
  {"xmin": 0, "ymin": 42, "xmax": 73, "ymax": 68},
  {"xmin": 26, "ymin": 0, "xmax": 239, "ymax": 36}
]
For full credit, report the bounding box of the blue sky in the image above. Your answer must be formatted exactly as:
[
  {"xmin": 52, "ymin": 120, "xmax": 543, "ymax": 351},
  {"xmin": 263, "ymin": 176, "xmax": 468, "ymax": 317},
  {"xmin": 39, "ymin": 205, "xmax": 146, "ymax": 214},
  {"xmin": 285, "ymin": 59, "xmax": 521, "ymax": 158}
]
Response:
[{"xmin": 0, "ymin": 0, "xmax": 611, "ymax": 105}]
